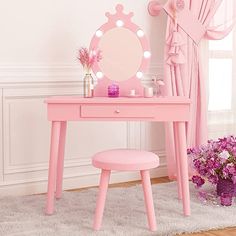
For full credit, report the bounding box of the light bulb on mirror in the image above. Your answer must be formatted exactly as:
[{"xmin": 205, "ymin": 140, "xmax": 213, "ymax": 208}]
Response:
[
  {"xmin": 88, "ymin": 4, "xmax": 151, "ymax": 96},
  {"xmin": 137, "ymin": 30, "xmax": 144, "ymax": 37},
  {"xmin": 144, "ymin": 51, "xmax": 151, "ymax": 58},
  {"xmin": 96, "ymin": 30, "xmax": 103, "ymax": 37},
  {"xmin": 136, "ymin": 71, "xmax": 143, "ymax": 79},
  {"xmin": 116, "ymin": 20, "xmax": 124, "ymax": 27},
  {"xmin": 96, "ymin": 71, "xmax": 103, "ymax": 79}
]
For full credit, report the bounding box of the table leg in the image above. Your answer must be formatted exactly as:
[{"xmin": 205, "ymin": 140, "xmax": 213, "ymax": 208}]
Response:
[
  {"xmin": 173, "ymin": 122, "xmax": 182, "ymax": 200},
  {"xmin": 55, "ymin": 121, "xmax": 67, "ymax": 199},
  {"xmin": 176, "ymin": 121, "xmax": 191, "ymax": 216},
  {"xmin": 46, "ymin": 121, "xmax": 61, "ymax": 215}
]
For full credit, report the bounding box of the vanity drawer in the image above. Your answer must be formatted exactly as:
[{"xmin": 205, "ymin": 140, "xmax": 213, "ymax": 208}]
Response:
[{"xmin": 80, "ymin": 105, "xmax": 155, "ymax": 118}]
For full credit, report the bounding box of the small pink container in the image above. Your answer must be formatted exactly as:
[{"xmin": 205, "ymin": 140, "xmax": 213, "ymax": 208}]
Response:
[{"xmin": 108, "ymin": 84, "xmax": 119, "ymax": 97}]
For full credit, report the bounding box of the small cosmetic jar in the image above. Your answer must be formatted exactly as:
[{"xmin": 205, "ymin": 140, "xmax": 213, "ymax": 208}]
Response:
[
  {"xmin": 129, "ymin": 89, "xmax": 136, "ymax": 96},
  {"xmin": 108, "ymin": 84, "xmax": 119, "ymax": 97},
  {"xmin": 144, "ymin": 87, "xmax": 154, "ymax": 98}
]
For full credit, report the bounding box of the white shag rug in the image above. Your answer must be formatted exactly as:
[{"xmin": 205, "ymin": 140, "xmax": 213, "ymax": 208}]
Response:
[{"xmin": 1, "ymin": 182, "xmax": 236, "ymax": 236}]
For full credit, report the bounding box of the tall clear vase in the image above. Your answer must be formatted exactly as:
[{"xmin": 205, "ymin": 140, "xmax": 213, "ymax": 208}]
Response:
[{"xmin": 83, "ymin": 73, "xmax": 94, "ymax": 98}]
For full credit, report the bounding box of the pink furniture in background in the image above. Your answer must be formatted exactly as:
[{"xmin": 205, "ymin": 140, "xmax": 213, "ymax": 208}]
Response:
[
  {"xmin": 92, "ymin": 149, "xmax": 159, "ymax": 231},
  {"xmin": 45, "ymin": 96, "xmax": 191, "ymax": 217}
]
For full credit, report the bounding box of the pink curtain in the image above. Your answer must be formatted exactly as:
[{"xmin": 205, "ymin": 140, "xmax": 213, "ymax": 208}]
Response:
[{"xmin": 163, "ymin": 0, "xmax": 236, "ymax": 179}]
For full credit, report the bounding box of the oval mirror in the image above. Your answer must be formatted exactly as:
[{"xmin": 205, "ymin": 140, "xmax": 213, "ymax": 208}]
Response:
[{"xmin": 90, "ymin": 4, "xmax": 151, "ymax": 96}]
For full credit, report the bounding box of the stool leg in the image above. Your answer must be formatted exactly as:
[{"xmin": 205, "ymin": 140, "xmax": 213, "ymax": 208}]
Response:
[
  {"xmin": 93, "ymin": 169, "xmax": 111, "ymax": 231},
  {"xmin": 140, "ymin": 170, "xmax": 157, "ymax": 231}
]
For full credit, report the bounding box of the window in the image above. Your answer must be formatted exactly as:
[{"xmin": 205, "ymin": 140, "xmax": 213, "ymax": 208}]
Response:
[
  {"xmin": 208, "ymin": 31, "xmax": 234, "ymax": 111},
  {"xmin": 208, "ymin": 28, "xmax": 236, "ymax": 137}
]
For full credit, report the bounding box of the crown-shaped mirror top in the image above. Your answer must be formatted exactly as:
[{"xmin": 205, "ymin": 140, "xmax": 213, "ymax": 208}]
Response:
[{"xmin": 90, "ymin": 4, "xmax": 151, "ymax": 97}]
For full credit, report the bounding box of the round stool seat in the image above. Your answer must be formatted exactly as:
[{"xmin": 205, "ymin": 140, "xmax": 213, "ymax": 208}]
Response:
[{"xmin": 92, "ymin": 149, "xmax": 159, "ymax": 171}]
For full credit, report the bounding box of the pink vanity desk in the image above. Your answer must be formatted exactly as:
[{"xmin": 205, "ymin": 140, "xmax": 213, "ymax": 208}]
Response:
[{"xmin": 45, "ymin": 95, "xmax": 191, "ymax": 216}]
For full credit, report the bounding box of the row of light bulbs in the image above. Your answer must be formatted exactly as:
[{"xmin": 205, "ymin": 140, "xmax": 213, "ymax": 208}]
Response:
[{"xmin": 94, "ymin": 20, "xmax": 151, "ymax": 80}]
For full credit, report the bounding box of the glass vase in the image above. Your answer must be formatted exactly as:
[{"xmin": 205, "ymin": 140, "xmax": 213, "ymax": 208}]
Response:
[
  {"xmin": 216, "ymin": 177, "xmax": 236, "ymax": 197},
  {"xmin": 83, "ymin": 73, "xmax": 94, "ymax": 98},
  {"xmin": 220, "ymin": 192, "xmax": 233, "ymax": 206}
]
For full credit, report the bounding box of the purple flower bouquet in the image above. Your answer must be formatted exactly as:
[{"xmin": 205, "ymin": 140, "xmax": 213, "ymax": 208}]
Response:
[{"xmin": 188, "ymin": 135, "xmax": 236, "ymax": 196}]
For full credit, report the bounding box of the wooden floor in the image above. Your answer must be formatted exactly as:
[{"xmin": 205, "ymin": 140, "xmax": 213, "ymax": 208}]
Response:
[{"xmin": 70, "ymin": 177, "xmax": 236, "ymax": 236}]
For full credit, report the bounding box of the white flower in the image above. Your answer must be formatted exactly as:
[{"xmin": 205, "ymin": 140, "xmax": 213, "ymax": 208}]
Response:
[{"xmin": 219, "ymin": 150, "xmax": 230, "ymax": 161}]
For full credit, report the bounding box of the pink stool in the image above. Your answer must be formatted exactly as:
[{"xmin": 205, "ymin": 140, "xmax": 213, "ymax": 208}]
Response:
[{"xmin": 92, "ymin": 149, "xmax": 159, "ymax": 231}]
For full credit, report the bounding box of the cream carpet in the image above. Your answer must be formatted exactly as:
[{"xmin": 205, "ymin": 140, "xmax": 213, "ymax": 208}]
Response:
[{"xmin": 1, "ymin": 182, "xmax": 236, "ymax": 236}]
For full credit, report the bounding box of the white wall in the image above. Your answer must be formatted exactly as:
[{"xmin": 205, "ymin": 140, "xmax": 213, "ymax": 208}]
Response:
[{"xmin": 0, "ymin": 0, "xmax": 168, "ymax": 195}]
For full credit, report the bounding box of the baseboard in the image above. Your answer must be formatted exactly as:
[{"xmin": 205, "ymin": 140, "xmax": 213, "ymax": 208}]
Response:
[{"xmin": 0, "ymin": 166, "xmax": 167, "ymax": 196}]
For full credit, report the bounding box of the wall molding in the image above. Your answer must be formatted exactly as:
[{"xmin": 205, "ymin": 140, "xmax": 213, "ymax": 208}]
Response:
[
  {"xmin": 3, "ymin": 97, "xmax": 135, "ymax": 175},
  {"xmin": 0, "ymin": 64, "xmax": 167, "ymax": 194},
  {"xmin": 3, "ymin": 92, "xmax": 148, "ymax": 174},
  {"xmin": 0, "ymin": 164, "xmax": 168, "ymax": 196},
  {"xmin": 0, "ymin": 0, "xmax": 167, "ymax": 195},
  {"xmin": 0, "ymin": 63, "xmax": 164, "ymax": 85},
  {"xmin": 4, "ymin": 149, "xmax": 166, "ymax": 175}
]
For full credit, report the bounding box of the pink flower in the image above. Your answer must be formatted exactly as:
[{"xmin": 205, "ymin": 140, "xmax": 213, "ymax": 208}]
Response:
[
  {"xmin": 219, "ymin": 150, "xmax": 230, "ymax": 162},
  {"xmin": 77, "ymin": 47, "xmax": 102, "ymax": 72},
  {"xmin": 226, "ymin": 163, "xmax": 236, "ymax": 175},
  {"xmin": 192, "ymin": 175, "xmax": 205, "ymax": 188},
  {"xmin": 188, "ymin": 135, "xmax": 236, "ymax": 187}
]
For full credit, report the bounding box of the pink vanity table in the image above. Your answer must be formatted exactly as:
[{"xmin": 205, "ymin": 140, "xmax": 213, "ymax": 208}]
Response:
[
  {"xmin": 45, "ymin": 96, "xmax": 191, "ymax": 216},
  {"xmin": 45, "ymin": 4, "xmax": 191, "ymax": 220}
]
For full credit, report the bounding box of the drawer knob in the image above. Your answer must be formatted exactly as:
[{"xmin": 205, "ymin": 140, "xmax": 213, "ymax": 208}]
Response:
[{"xmin": 115, "ymin": 109, "xmax": 120, "ymax": 114}]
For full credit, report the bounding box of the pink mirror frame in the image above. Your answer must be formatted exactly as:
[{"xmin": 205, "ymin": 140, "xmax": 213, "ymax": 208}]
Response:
[{"xmin": 90, "ymin": 4, "xmax": 151, "ymax": 97}]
